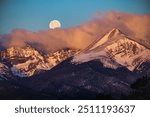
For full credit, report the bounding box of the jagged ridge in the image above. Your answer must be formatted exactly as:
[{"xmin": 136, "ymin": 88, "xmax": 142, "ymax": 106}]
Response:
[{"xmin": 0, "ymin": 46, "xmax": 79, "ymax": 78}]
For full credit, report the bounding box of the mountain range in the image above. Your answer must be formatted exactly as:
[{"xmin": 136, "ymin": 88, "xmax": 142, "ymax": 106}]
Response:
[
  {"xmin": 0, "ymin": 46, "xmax": 78, "ymax": 79},
  {"xmin": 0, "ymin": 28, "xmax": 150, "ymax": 99}
]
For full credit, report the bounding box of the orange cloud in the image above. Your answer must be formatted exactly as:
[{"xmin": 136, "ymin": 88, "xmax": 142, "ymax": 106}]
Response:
[{"xmin": 0, "ymin": 11, "xmax": 150, "ymax": 52}]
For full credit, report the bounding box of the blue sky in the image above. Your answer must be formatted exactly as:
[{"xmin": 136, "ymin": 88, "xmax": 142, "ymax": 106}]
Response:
[{"xmin": 0, "ymin": 0, "xmax": 149, "ymax": 34}]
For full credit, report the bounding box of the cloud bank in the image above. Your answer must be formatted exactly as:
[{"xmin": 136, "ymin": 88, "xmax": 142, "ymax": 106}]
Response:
[{"xmin": 0, "ymin": 11, "xmax": 150, "ymax": 52}]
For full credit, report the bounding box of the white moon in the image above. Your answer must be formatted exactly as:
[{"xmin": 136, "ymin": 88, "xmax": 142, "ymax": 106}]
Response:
[{"xmin": 49, "ymin": 20, "xmax": 61, "ymax": 29}]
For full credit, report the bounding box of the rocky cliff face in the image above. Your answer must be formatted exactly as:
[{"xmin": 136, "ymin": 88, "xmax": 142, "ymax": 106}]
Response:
[{"xmin": 0, "ymin": 46, "xmax": 79, "ymax": 78}]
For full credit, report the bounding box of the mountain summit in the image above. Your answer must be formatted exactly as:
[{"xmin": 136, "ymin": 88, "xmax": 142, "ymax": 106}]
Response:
[
  {"xmin": 72, "ymin": 28, "xmax": 150, "ymax": 72},
  {"xmin": 86, "ymin": 28, "xmax": 124, "ymax": 51}
]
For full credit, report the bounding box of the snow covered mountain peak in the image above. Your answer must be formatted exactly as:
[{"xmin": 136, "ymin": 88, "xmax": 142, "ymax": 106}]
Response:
[
  {"xmin": 107, "ymin": 28, "xmax": 122, "ymax": 36},
  {"xmin": 3, "ymin": 46, "xmax": 43, "ymax": 59},
  {"xmin": 87, "ymin": 28, "xmax": 125, "ymax": 51},
  {"xmin": 0, "ymin": 46, "xmax": 47, "ymax": 77},
  {"xmin": 72, "ymin": 28, "xmax": 150, "ymax": 71}
]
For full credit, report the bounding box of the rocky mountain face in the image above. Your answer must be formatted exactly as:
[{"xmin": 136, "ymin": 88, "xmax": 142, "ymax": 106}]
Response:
[
  {"xmin": 0, "ymin": 63, "xmax": 13, "ymax": 80},
  {"xmin": 0, "ymin": 28, "xmax": 150, "ymax": 99},
  {"xmin": 0, "ymin": 46, "xmax": 79, "ymax": 78}
]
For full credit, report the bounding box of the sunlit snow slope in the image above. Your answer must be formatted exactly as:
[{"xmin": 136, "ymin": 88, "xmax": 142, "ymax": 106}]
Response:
[{"xmin": 72, "ymin": 28, "xmax": 150, "ymax": 71}]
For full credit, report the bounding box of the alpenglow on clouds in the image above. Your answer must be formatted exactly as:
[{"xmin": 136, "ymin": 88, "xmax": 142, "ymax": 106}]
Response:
[{"xmin": 0, "ymin": 11, "xmax": 150, "ymax": 52}]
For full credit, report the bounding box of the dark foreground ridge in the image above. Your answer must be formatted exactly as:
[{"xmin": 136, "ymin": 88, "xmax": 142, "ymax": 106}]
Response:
[{"xmin": 1, "ymin": 58, "xmax": 149, "ymax": 100}]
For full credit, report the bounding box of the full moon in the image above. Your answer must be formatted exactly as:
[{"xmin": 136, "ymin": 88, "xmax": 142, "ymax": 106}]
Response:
[{"xmin": 49, "ymin": 20, "xmax": 61, "ymax": 29}]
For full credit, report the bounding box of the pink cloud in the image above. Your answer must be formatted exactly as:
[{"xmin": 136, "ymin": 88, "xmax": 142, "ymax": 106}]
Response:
[{"xmin": 1, "ymin": 11, "xmax": 150, "ymax": 51}]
